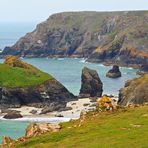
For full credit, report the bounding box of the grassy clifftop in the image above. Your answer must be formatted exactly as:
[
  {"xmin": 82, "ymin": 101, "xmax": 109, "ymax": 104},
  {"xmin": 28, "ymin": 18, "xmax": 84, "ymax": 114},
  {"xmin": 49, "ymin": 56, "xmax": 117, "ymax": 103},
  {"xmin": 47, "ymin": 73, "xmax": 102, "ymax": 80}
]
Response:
[
  {"xmin": 16, "ymin": 105, "xmax": 148, "ymax": 148},
  {"xmin": 0, "ymin": 56, "xmax": 53, "ymax": 88}
]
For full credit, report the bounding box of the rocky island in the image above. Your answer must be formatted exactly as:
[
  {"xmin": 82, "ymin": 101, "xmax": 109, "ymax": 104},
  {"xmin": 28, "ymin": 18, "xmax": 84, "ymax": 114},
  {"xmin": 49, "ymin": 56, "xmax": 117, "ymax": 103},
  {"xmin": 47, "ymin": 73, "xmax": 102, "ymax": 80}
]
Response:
[
  {"xmin": 106, "ymin": 65, "xmax": 121, "ymax": 78},
  {"xmin": 1, "ymin": 11, "xmax": 148, "ymax": 70}
]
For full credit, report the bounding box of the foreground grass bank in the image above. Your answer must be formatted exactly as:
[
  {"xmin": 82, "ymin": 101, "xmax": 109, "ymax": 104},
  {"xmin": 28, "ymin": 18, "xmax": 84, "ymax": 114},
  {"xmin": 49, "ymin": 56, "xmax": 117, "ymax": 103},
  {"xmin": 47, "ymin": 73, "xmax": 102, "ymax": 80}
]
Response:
[{"xmin": 17, "ymin": 105, "xmax": 148, "ymax": 148}]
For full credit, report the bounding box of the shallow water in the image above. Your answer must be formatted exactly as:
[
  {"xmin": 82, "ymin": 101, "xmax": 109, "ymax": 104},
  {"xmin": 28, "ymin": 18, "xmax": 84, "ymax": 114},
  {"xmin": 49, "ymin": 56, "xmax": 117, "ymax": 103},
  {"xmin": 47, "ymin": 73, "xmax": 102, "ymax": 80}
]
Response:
[
  {"xmin": 0, "ymin": 120, "xmax": 29, "ymax": 143},
  {"xmin": 24, "ymin": 58, "xmax": 138, "ymax": 96}
]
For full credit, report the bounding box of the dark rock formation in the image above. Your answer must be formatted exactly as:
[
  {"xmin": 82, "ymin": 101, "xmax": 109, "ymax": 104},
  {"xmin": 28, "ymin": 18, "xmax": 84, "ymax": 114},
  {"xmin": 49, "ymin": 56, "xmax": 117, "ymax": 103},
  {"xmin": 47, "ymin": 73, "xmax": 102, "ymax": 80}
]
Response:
[
  {"xmin": 118, "ymin": 74, "xmax": 148, "ymax": 106},
  {"xmin": 79, "ymin": 67, "xmax": 103, "ymax": 98},
  {"xmin": 1, "ymin": 11, "xmax": 148, "ymax": 68},
  {"xmin": 0, "ymin": 79, "xmax": 75, "ymax": 110},
  {"xmin": 140, "ymin": 64, "xmax": 148, "ymax": 72},
  {"xmin": 106, "ymin": 65, "xmax": 121, "ymax": 78},
  {"xmin": 3, "ymin": 112, "xmax": 23, "ymax": 119},
  {"xmin": 29, "ymin": 110, "xmax": 37, "ymax": 114}
]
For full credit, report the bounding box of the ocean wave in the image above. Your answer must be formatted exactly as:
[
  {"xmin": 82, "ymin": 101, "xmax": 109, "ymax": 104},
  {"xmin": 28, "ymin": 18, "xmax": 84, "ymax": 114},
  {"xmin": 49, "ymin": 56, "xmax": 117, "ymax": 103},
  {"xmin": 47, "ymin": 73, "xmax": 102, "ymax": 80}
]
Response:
[
  {"xmin": 79, "ymin": 59, "xmax": 86, "ymax": 63},
  {"xmin": 57, "ymin": 58, "xmax": 65, "ymax": 61},
  {"xmin": 0, "ymin": 116, "xmax": 76, "ymax": 123}
]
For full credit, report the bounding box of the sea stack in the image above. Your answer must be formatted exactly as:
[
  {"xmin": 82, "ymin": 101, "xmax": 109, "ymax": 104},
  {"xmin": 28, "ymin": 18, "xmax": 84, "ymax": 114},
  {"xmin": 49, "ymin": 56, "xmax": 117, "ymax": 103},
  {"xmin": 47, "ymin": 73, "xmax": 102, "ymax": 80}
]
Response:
[
  {"xmin": 79, "ymin": 67, "xmax": 103, "ymax": 98},
  {"xmin": 106, "ymin": 65, "xmax": 121, "ymax": 78},
  {"xmin": 118, "ymin": 74, "xmax": 148, "ymax": 106}
]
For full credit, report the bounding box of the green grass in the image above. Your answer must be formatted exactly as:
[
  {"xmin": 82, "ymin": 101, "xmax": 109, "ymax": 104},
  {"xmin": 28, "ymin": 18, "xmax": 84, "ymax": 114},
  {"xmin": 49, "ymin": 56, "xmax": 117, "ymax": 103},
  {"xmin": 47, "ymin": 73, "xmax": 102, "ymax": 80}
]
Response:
[
  {"xmin": 16, "ymin": 105, "xmax": 148, "ymax": 148},
  {"xmin": 0, "ymin": 64, "xmax": 53, "ymax": 88}
]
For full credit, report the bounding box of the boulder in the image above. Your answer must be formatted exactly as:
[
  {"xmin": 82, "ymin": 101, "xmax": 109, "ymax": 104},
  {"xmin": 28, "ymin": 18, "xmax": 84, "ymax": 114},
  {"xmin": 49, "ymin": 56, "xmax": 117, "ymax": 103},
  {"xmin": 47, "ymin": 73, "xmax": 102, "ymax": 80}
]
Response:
[
  {"xmin": 40, "ymin": 103, "xmax": 66, "ymax": 114},
  {"xmin": 55, "ymin": 114, "xmax": 64, "ymax": 117},
  {"xmin": 79, "ymin": 67, "xmax": 103, "ymax": 98},
  {"xmin": 2, "ymin": 136, "xmax": 13, "ymax": 145},
  {"xmin": 118, "ymin": 74, "xmax": 148, "ymax": 106},
  {"xmin": 3, "ymin": 112, "xmax": 23, "ymax": 119},
  {"xmin": 25, "ymin": 123, "xmax": 61, "ymax": 138},
  {"xmin": 29, "ymin": 110, "xmax": 37, "ymax": 114},
  {"xmin": 106, "ymin": 65, "xmax": 121, "ymax": 78}
]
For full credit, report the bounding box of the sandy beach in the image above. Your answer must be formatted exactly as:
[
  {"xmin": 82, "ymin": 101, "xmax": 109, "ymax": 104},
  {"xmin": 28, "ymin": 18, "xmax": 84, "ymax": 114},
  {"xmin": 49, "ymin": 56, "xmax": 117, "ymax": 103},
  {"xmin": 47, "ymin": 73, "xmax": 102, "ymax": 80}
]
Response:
[{"xmin": 0, "ymin": 97, "xmax": 118, "ymax": 123}]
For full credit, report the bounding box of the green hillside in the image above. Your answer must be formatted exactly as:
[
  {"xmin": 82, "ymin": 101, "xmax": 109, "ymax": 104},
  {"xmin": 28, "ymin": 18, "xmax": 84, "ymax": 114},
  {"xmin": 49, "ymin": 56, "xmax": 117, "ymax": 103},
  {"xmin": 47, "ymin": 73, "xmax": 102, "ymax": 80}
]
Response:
[
  {"xmin": 0, "ymin": 64, "xmax": 53, "ymax": 88},
  {"xmin": 17, "ymin": 105, "xmax": 148, "ymax": 148}
]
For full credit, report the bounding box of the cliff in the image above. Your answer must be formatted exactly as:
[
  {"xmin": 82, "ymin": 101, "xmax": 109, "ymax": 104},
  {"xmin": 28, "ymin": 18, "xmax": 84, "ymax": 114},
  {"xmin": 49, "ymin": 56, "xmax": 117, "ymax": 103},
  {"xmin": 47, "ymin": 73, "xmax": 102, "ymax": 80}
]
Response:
[
  {"xmin": 1, "ymin": 11, "xmax": 148, "ymax": 68},
  {"xmin": 118, "ymin": 74, "xmax": 148, "ymax": 106},
  {"xmin": 0, "ymin": 56, "xmax": 75, "ymax": 109}
]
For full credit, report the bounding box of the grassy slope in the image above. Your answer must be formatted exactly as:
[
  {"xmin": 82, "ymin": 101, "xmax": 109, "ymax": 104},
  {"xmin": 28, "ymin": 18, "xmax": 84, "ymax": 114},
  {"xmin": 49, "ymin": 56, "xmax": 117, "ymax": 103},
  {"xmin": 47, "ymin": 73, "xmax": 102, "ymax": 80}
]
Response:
[
  {"xmin": 17, "ymin": 106, "xmax": 148, "ymax": 148},
  {"xmin": 0, "ymin": 64, "xmax": 53, "ymax": 88}
]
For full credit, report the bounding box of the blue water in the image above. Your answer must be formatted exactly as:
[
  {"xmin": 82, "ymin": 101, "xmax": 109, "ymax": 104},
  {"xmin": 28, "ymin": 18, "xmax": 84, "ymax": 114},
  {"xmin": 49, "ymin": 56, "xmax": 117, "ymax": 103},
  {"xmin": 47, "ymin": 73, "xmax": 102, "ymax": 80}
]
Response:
[
  {"xmin": 0, "ymin": 121, "xmax": 29, "ymax": 142},
  {"xmin": 0, "ymin": 23, "xmax": 139, "ymax": 143}
]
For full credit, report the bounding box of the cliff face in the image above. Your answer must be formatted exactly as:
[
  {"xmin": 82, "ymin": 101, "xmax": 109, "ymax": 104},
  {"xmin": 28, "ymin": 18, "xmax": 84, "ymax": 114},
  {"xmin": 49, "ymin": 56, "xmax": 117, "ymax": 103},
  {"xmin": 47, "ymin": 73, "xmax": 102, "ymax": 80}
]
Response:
[
  {"xmin": 0, "ymin": 56, "xmax": 75, "ymax": 109},
  {"xmin": 1, "ymin": 11, "xmax": 148, "ymax": 67},
  {"xmin": 118, "ymin": 74, "xmax": 148, "ymax": 106}
]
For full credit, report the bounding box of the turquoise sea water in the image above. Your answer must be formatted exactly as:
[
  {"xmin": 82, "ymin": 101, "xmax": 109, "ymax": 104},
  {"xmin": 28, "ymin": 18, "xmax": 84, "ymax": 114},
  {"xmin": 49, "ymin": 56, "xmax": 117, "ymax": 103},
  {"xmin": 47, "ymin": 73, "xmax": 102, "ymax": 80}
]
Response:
[
  {"xmin": 0, "ymin": 23, "xmax": 139, "ymax": 143},
  {"xmin": 0, "ymin": 120, "xmax": 29, "ymax": 142}
]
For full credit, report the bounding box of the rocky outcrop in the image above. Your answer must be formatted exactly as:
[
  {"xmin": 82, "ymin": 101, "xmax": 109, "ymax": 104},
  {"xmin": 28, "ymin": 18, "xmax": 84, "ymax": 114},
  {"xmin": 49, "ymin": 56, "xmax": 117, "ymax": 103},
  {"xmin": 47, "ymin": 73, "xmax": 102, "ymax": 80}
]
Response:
[
  {"xmin": 106, "ymin": 65, "xmax": 121, "ymax": 78},
  {"xmin": 25, "ymin": 123, "xmax": 61, "ymax": 138},
  {"xmin": 2, "ymin": 136, "xmax": 13, "ymax": 145},
  {"xmin": 118, "ymin": 74, "xmax": 148, "ymax": 106},
  {"xmin": 140, "ymin": 64, "xmax": 148, "ymax": 72},
  {"xmin": 0, "ymin": 79, "xmax": 75, "ymax": 110},
  {"xmin": 3, "ymin": 112, "xmax": 23, "ymax": 119},
  {"xmin": 1, "ymin": 11, "xmax": 148, "ymax": 68},
  {"xmin": 79, "ymin": 67, "xmax": 103, "ymax": 98},
  {"xmin": 0, "ymin": 56, "xmax": 75, "ymax": 110},
  {"xmin": 1, "ymin": 123, "xmax": 61, "ymax": 147}
]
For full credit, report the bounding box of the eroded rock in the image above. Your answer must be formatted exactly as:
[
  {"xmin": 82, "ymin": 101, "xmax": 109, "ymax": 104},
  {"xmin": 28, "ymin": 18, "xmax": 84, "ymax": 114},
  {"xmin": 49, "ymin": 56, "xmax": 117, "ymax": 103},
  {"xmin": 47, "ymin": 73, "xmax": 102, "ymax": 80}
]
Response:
[
  {"xmin": 106, "ymin": 65, "xmax": 121, "ymax": 78},
  {"xmin": 79, "ymin": 67, "xmax": 103, "ymax": 98},
  {"xmin": 118, "ymin": 74, "xmax": 148, "ymax": 106},
  {"xmin": 3, "ymin": 112, "xmax": 23, "ymax": 119},
  {"xmin": 25, "ymin": 123, "xmax": 61, "ymax": 138}
]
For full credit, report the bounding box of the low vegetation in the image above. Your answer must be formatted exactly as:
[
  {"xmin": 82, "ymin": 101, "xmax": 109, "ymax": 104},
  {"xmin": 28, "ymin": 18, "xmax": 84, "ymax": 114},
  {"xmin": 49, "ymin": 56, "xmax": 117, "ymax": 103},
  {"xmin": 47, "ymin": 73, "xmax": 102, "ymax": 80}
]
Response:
[
  {"xmin": 0, "ymin": 56, "xmax": 53, "ymax": 88},
  {"xmin": 16, "ymin": 105, "xmax": 148, "ymax": 148}
]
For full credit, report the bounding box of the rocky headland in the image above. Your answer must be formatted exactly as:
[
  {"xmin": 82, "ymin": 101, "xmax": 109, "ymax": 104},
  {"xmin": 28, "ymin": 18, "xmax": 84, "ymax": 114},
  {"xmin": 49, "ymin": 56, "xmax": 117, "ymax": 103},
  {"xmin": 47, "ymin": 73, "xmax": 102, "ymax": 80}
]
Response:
[
  {"xmin": 118, "ymin": 74, "xmax": 148, "ymax": 106},
  {"xmin": 1, "ymin": 11, "xmax": 148, "ymax": 70},
  {"xmin": 0, "ymin": 56, "xmax": 75, "ymax": 111}
]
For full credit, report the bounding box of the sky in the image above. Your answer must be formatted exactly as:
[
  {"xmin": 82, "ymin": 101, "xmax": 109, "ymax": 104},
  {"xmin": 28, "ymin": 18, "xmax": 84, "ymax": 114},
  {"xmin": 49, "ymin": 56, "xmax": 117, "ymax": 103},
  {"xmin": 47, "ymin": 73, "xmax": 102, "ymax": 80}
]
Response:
[{"xmin": 0, "ymin": 0, "xmax": 148, "ymax": 23}]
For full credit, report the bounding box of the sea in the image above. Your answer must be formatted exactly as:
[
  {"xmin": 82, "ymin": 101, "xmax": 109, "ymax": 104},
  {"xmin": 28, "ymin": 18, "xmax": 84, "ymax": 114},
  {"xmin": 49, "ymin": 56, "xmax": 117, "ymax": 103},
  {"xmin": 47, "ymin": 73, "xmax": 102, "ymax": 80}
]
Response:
[{"xmin": 0, "ymin": 23, "xmax": 139, "ymax": 143}]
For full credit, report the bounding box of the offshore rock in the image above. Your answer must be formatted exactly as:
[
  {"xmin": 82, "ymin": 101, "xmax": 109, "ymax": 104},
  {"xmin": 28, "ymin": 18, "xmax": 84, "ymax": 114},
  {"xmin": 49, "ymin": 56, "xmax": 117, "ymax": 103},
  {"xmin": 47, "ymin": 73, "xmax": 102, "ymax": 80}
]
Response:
[
  {"xmin": 79, "ymin": 67, "xmax": 103, "ymax": 98},
  {"xmin": 106, "ymin": 65, "xmax": 121, "ymax": 78}
]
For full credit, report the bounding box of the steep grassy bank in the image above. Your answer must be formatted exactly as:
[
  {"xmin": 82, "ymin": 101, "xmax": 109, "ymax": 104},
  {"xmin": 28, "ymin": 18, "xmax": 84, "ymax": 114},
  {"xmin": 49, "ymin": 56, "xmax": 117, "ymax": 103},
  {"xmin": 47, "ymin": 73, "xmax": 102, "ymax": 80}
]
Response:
[
  {"xmin": 0, "ymin": 63, "xmax": 52, "ymax": 88},
  {"xmin": 16, "ymin": 105, "xmax": 148, "ymax": 148}
]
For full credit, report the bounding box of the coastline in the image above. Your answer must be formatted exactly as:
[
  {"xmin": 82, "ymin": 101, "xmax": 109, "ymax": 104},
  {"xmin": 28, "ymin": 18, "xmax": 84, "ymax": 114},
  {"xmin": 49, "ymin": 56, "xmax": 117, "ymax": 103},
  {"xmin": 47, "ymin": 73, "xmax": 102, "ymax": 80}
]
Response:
[{"xmin": 0, "ymin": 97, "xmax": 118, "ymax": 123}]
